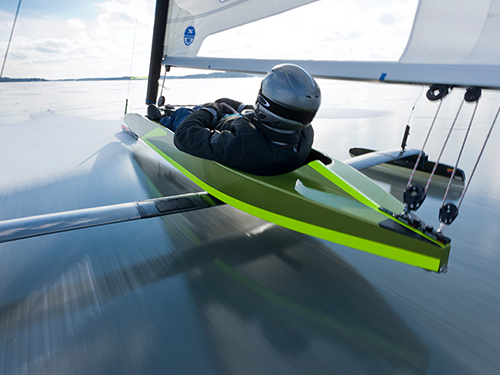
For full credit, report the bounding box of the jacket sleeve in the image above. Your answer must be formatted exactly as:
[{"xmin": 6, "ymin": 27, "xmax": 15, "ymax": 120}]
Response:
[
  {"xmin": 215, "ymin": 98, "xmax": 253, "ymax": 113},
  {"xmin": 173, "ymin": 109, "xmax": 248, "ymax": 167}
]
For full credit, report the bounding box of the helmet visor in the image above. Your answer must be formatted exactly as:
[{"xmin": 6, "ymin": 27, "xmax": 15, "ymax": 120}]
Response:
[{"xmin": 257, "ymin": 92, "xmax": 317, "ymax": 125}]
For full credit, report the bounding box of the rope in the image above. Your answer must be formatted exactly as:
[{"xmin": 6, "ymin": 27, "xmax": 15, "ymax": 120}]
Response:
[
  {"xmin": 400, "ymin": 86, "xmax": 424, "ymax": 151},
  {"xmin": 220, "ymin": 102, "xmax": 239, "ymax": 114},
  {"xmin": 159, "ymin": 65, "xmax": 168, "ymax": 99},
  {"xmin": 406, "ymin": 99, "xmax": 443, "ymax": 188},
  {"xmin": 456, "ymin": 104, "xmax": 500, "ymax": 210},
  {"xmin": 125, "ymin": 0, "xmax": 141, "ymax": 114},
  {"xmin": 0, "ymin": 0, "xmax": 23, "ymax": 82},
  {"xmin": 424, "ymin": 99, "xmax": 464, "ymax": 193},
  {"xmin": 441, "ymin": 100, "xmax": 479, "ymax": 207},
  {"xmin": 406, "ymin": 86, "xmax": 424, "ymax": 125}
]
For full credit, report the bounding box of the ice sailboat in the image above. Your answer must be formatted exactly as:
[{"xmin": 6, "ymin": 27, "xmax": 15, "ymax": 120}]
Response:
[
  {"xmin": 3, "ymin": 0, "xmax": 498, "ymax": 274},
  {"xmin": 125, "ymin": 0, "xmax": 500, "ymax": 273}
]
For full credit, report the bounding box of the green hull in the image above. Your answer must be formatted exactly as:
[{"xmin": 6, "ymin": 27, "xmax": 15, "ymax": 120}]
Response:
[{"xmin": 124, "ymin": 113, "xmax": 450, "ymax": 272}]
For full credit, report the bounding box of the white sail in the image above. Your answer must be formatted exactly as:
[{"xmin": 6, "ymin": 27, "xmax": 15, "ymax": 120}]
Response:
[
  {"xmin": 161, "ymin": 0, "xmax": 500, "ymax": 89},
  {"xmin": 164, "ymin": 0, "xmax": 318, "ymax": 58},
  {"xmin": 400, "ymin": 0, "xmax": 500, "ymax": 65}
]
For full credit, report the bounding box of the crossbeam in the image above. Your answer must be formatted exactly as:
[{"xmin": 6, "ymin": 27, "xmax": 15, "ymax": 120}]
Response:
[{"xmin": 0, "ymin": 192, "xmax": 224, "ymax": 244}]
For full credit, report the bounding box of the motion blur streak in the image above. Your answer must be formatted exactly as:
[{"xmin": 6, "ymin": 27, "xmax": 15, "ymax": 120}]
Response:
[{"xmin": 1, "ymin": 79, "xmax": 500, "ymax": 374}]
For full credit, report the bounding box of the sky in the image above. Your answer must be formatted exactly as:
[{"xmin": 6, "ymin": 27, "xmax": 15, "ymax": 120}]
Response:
[{"xmin": 0, "ymin": 0, "xmax": 418, "ymax": 79}]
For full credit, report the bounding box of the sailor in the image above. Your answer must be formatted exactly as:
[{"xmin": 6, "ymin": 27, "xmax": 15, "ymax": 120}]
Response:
[{"xmin": 149, "ymin": 64, "xmax": 321, "ymax": 176}]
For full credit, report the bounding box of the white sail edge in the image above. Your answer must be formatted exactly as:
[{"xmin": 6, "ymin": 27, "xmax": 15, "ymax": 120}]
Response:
[
  {"xmin": 165, "ymin": 0, "xmax": 318, "ymax": 58},
  {"xmin": 400, "ymin": 0, "xmax": 500, "ymax": 65},
  {"xmin": 163, "ymin": 56, "xmax": 500, "ymax": 90}
]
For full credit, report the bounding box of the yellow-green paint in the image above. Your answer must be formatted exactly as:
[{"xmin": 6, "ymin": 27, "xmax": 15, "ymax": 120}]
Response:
[
  {"xmin": 123, "ymin": 112, "xmax": 449, "ymax": 272},
  {"xmin": 143, "ymin": 138, "xmax": 444, "ymax": 271},
  {"xmin": 309, "ymin": 162, "xmax": 444, "ymax": 247},
  {"xmin": 310, "ymin": 161, "xmax": 379, "ymax": 209}
]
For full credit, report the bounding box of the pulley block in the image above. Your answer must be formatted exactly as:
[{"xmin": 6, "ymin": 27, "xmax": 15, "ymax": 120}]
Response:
[
  {"xmin": 464, "ymin": 86, "xmax": 482, "ymax": 102},
  {"xmin": 439, "ymin": 203, "xmax": 459, "ymax": 225},
  {"xmin": 426, "ymin": 85, "xmax": 452, "ymax": 101},
  {"xmin": 403, "ymin": 184, "xmax": 426, "ymax": 211}
]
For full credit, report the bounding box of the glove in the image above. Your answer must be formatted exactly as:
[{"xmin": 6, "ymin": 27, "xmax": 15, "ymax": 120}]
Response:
[
  {"xmin": 215, "ymin": 98, "xmax": 253, "ymax": 113},
  {"xmin": 201, "ymin": 102, "xmax": 234, "ymax": 126}
]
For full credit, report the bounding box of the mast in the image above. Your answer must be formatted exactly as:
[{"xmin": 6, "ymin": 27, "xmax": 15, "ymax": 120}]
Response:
[{"xmin": 146, "ymin": 0, "xmax": 169, "ymax": 105}]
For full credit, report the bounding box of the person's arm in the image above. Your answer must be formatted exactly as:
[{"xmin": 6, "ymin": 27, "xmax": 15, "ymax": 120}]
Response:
[
  {"xmin": 173, "ymin": 108, "xmax": 245, "ymax": 165},
  {"xmin": 215, "ymin": 98, "xmax": 253, "ymax": 113}
]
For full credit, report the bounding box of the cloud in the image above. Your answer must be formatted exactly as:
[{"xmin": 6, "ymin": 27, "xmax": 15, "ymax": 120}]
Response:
[
  {"xmin": 34, "ymin": 39, "xmax": 72, "ymax": 54},
  {"xmin": 67, "ymin": 18, "xmax": 86, "ymax": 30},
  {"xmin": 0, "ymin": 0, "xmax": 154, "ymax": 79}
]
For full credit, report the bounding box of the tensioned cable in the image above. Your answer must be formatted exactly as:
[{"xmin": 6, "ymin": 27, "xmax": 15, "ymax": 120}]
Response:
[
  {"xmin": 0, "ymin": 0, "xmax": 23, "ymax": 82},
  {"xmin": 406, "ymin": 99, "xmax": 444, "ymax": 188},
  {"xmin": 424, "ymin": 99, "xmax": 465, "ymax": 193},
  {"xmin": 159, "ymin": 65, "xmax": 168, "ymax": 99},
  {"xmin": 456, "ymin": 104, "xmax": 500, "ymax": 210},
  {"xmin": 406, "ymin": 86, "xmax": 424, "ymax": 125},
  {"xmin": 441, "ymin": 100, "xmax": 480, "ymax": 207},
  {"xmin": 125, "ymin": 1, "xmax": 141, "ymax": 114},
  {"xmin": 400, "ymin": 86, "xmax": 424, "ymax": 151}
]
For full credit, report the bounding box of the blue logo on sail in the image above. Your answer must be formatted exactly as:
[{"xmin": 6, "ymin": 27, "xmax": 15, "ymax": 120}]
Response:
[{"xmin": 184, "ymin": 26, "xmax": 195, "ymax": 46}]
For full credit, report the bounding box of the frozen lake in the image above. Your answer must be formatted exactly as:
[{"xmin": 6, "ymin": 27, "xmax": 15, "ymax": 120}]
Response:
[{"xmin": 0, "ymin": 77, "xmax": 499, "ymax": 374}]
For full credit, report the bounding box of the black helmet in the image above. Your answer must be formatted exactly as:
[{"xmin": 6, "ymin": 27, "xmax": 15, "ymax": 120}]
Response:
[{"xmin": 255, "ymin": 64, "xmax": 321, "ymax": 131}]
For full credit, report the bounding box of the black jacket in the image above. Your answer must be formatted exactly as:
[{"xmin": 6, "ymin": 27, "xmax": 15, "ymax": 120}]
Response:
[{"xmin": 173, "ymin": 109, "xmax": 314, "ymax": 176}]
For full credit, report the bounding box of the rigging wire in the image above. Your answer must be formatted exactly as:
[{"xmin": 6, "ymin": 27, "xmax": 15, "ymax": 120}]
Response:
[
  {"xmin": 124, "ymin": 0, "xmax": 141, "ymax": 115},
  {"xmin": 403, "ymin": 85, "xmax": 452, "ymax": 213},
  {"xmin": 406, "ymin": 99, "xmax": 444, "ymax": 189},
  {"xmin": 406, "ymin": 85, "xmax": 425, "ymax": 125},
  {"xmin": 159, "ymin": 65, "xmax": 168, "ymax": 100},
  {"xmin": 436, "ymin": 97, "xmax": 482, "ymax": 230},
  {"xmin": 400, "ymin": 86, "xmax": 424, "ymax": 151},
  {"xmin": 456, "ymin": 104, "xmax": 500, "ymax": 210},
  {"xmin": 440, "ymin": 100, "xmax": 480, "ymax": 207},
  {"xmin": 424, "ymin": 99, "xmax": 465, "ymax": 193},
  {"xmin": 0, "ymin": 0, "xmax": 23, "ymax": 82}
]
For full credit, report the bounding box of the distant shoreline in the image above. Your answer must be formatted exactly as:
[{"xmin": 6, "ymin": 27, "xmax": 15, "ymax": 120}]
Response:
[{"xmin": 0, "ymin": 71, "xmax": 257, "ymax": 83}]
